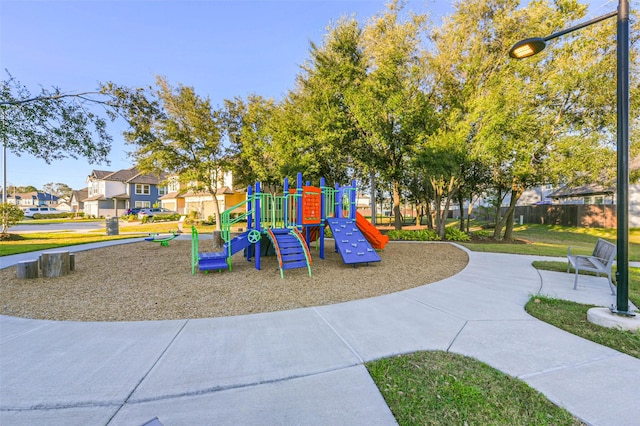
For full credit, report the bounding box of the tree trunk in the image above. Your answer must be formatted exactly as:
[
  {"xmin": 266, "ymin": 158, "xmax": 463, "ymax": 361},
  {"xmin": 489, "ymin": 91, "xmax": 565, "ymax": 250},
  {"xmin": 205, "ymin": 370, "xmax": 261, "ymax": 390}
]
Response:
[
  {"xmin": 212, "ymin": 230, "xmax": 223, "ymax": 250},
  {"xmin": 212, "ymin": 195, "xmax": 222, "ymax": 232},
  {"xmin": 424, "ymin": 201, "xmax": 433, "ymax": 230},
  {"xmin": 17, "ymin": 260, "xmax": 39, "ymax": 279},
  {"xmin": 40, "ymin": 251, "xmax": 70, "ymax": 278},
  {"xmin": 502, "ymin": 188, "xmax": 522, "ymax": 240},
  {"xmin": 496, "ymin": 187, "xmax": 522, "ymax": 241},
  {"xmin": 393, "ymin": 180, "xmax": 402, "ymax": 230},
  {"xmin": 504, "ymin": 208, "xmax": 515, "ymax": 240},
  {"xmin": 431, "ymin": 176, "xmax": 458, "ymax": 239},
  {"xmin": 466, "ymin": 195, "xmax": 475, "ymax": 233},
  {"xmin": 492, "ymin": 189, "xmax": 505, "ymax": 240},
  {"xmin": 458, "ymin": 197, "xmax": 465, "ymax": 231},
  {"xmin": 370, "ymin": 171, "xmax": 377, "ymax": 225},
  {"xmin": 432, "ymin": 182, "xmax": 444, "ymax": 237}
]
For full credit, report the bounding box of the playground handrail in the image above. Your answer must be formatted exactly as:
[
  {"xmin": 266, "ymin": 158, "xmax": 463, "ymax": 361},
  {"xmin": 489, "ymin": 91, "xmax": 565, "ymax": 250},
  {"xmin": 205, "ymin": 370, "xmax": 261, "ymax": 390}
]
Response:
[
  {"xmin": 220, "ymin": 196, "xmax": 255, "ymax": 242},
  {"xmin": 290, "ymin": 227, "xmax": 313, "ymax": 267},
  {"xmin": 191, "ymin": 225, "xmax": 199, "ymax": 275},
  {"xmin": 322, "ymin": 186, "xmax": 337, "ymax": 220}
]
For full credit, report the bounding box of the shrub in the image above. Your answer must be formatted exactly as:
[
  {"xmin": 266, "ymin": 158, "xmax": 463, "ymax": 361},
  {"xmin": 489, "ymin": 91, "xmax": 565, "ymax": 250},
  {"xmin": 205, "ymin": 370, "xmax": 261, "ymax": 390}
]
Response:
[
  {"xmin": 1, "ymin": 203, "xmax": 24, "ymax": 229},
  {"xmin": 387, "ymin": 229, "xmax": 440, "ymax": 241},
  {"xmin": 150, "ymin": 213, "xmax": 181, "ymax": 222},
  {"xmin": 445, "ymin": 227, "xmax": 471, "ymax": 241},
  {"xmin": 32, "ymin": 212, "xmax": 72, "ymax": 219},
  {"xmin": 472, "ymin": 229, "xmax": 492, "ymax": 238}
]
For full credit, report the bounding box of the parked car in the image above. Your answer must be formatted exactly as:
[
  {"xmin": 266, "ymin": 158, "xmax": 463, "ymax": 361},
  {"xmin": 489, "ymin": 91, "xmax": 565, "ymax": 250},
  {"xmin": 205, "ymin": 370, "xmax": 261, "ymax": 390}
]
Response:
[
  {"xmin": 22, "ymin": 207, "xmax": 61, "ymax": 218},
  {"xmin": 126, "ymin": 207, "xmax": 143, "ymax": 216},
  {"xmin": 137, "ymin": 207, "xmax": 178, "ymax": 220}
]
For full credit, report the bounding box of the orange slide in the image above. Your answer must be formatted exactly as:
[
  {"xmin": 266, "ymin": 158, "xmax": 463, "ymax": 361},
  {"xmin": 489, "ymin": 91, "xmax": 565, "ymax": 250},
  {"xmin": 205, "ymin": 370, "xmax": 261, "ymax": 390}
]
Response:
[{"xmin": 355, "ymin": 212, "xmax": 389, "ymax": 250}]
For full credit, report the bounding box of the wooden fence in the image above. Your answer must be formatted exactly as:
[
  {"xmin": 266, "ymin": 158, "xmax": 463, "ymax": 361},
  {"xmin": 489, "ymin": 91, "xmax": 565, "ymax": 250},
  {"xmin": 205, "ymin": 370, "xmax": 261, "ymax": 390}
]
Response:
[{"xmin": 511, "ymin": 205, "xmax": 617, "ymax": 228}]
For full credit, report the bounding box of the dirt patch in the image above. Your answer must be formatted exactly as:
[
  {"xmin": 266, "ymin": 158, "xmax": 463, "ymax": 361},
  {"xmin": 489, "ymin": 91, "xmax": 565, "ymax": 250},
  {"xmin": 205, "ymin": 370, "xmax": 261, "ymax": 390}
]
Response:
[{"xmin": 0, "ymin": 240, "xmax": 468, "ymax": 322}]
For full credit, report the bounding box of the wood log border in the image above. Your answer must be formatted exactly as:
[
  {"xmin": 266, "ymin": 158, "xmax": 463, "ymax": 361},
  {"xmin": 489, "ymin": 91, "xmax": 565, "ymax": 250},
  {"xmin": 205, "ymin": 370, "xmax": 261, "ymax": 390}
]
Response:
[
  {"xmin": 16, "ymin": 251, "xmax": 76, "ymax": 280},
  {"xmin": 17, "ymin": 260, "xmax": 39, "ymax": 279}
]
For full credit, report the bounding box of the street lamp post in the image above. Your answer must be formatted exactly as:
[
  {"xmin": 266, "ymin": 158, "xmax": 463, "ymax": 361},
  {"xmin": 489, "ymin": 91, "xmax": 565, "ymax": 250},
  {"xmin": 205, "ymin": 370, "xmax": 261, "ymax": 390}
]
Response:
[
  {"xmin": 2, "ymin": 108, "xmax": 8, "ymax": 234},
  {"xmin": 509, "ymin": 1, "xmax": 634, "ymax": 316}
]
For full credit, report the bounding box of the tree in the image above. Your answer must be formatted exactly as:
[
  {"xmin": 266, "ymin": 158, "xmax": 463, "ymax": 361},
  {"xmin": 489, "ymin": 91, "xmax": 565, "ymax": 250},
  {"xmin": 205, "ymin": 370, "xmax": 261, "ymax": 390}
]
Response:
[
  {"xmin": 349, "ymin": 1, "xmax": 435, "ymax": 229},
  {"xmin": 1, "ymin": 71, "xmax": 127, "ymax": 233},
  {"xmin": 109, "ymin": 76, "xmax": 227, "ymax": 230},
  {"xmin": 426, "ymin": 0, "xmax": 633, "ymax": 240},
  {"xmin": 0, "ymin": 203, "xmax": 24, "ymax": 236},
  {"xmin": 42, "ymin": 182, "xmax": 73, "ymax": 200},
  {"xmin": 221, "ymin": 95, "xmax": 282, "ymax": 190},
  {"xmin": 1, "ymin": 71, "xmax": 114, "ymax": 164},
  {"xmin": 16, "ymin": 185, "xmax": 38, "ymax": 193},
  {"xmin": 412, "ymin": 125, "xmax": 468, "ymax": 238},
  {"xmin": 286, "ymin": 17, "xmax": 368, "ymax": 185}
]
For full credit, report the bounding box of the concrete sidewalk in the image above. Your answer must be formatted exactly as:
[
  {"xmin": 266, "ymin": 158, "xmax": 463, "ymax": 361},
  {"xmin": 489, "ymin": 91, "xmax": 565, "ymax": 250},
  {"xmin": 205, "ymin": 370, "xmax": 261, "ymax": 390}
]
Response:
[{"xmin": 1, "ymin": 244, "xmax": 639, "ymax": 425}]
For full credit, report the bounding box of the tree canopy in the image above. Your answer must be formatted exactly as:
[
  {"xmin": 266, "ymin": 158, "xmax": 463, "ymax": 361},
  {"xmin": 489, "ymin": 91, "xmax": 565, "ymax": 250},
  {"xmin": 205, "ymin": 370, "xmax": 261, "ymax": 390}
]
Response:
[
  {"xmin": 6, "ymin": 0, "xmax": 638, "ymax": 239},
  {"xmin": 1, "ymin": 72, "xmax": 114, "ymax": 164}
]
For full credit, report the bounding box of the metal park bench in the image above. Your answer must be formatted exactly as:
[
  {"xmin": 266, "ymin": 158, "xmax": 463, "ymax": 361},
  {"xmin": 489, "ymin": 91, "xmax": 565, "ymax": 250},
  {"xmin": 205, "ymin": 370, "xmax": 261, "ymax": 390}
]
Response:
[{"xmin": 567, "ymin": 238, "xmax": 617, "ymax": 295}]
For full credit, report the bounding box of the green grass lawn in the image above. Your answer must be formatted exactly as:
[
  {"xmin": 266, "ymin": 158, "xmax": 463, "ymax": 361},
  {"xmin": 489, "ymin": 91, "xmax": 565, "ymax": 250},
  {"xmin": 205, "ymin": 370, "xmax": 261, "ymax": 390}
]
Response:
[
  {"xmin": 0, "ymin": 222, "xmax": 218, "ymax": 256},
  {"xmin": 526, "ymin": 296, "xmax": 640, "ymax": 359},
  {"xmin": 0, "ymin": 232, "xmax": 142, "ymax": 256},
  {"xmin": 367, "ymin": 351, "xmax": 583, "ymax": 425},
  {"xmin": 460, "ymin": 223, "xmax": 640, "ymax": 261}
]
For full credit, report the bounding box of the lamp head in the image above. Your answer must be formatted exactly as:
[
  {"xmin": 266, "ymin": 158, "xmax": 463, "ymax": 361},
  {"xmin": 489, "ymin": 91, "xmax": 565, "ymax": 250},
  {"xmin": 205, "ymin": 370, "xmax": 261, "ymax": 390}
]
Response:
[{"xmin": 509, "ymin": 37, "xmax": 547, "ymax": 59}]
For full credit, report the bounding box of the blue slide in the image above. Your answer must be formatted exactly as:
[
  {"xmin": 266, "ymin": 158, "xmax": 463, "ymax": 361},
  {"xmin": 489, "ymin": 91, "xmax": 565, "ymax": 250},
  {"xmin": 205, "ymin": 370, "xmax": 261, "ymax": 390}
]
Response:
[{"xmin": 327, "ymin": 218, "xmax": 381, "ymax": 265}]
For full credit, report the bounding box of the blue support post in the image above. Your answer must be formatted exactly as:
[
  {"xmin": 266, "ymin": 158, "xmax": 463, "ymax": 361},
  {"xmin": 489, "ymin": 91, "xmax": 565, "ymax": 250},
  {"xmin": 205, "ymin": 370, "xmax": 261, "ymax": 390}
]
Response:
[
  {"xmin": 297, "ymin": 172, "xmax": 303, "ymax": 229},
  {"xmin": 350, "ymin": 179, "xmax": 357, "ymax": 220},
  {"xmin": 247, "ymin": 185, "xmax": 253, "ymax": 262},
  {"xmin": 283, "ymin": 177, "xmax": 289, "ymax": 226},
  {"xmin": 320, "ymin": 177, "xmax": 326, "ymax": 259},
  {"xmin": 335, "ymin": 183, "xmax": 341, "ymax": 218},
  {"xmin": 255, "ymin": 182, "xmax": 261, "ymax": 271}
]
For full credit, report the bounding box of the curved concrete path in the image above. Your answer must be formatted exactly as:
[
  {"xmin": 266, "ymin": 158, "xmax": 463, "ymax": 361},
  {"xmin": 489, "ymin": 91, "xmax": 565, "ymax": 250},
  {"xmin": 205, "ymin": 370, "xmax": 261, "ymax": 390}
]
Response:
[{"xmin": 1, "ymin": 243, "xmax": 639, "ymax": 425}]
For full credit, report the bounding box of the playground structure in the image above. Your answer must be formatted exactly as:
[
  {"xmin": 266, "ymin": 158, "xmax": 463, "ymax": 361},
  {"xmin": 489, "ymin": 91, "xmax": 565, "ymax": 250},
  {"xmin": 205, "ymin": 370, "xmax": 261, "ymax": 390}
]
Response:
[{"xmin": 191, "ymin": 173, "xmax": 389, "ymax": 278}]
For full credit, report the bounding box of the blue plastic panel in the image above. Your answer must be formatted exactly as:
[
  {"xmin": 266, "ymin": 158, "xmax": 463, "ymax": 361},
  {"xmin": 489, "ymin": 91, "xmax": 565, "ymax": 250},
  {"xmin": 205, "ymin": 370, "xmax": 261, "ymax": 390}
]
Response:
[{"xmin": 327, "ymin": 218, "xmax": 381, "ymax": 265}]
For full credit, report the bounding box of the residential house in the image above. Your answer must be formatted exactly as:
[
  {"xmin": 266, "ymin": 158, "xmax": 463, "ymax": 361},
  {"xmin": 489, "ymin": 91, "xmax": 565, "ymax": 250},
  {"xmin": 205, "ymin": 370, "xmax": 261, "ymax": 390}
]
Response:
[
  {"xmin": 2, "ymin": 191, "xmax": 59, "ymax": 207},
  {"xmin": 83, "ymin": 167, "xmax": 167, "ymax": 218},
  {"xmin": 549, "ymin": 183, "xmax": 640, "ymax": 228},
  {"xmin": 548, "ymin": 185, "xmax": 616, "ymax": 205},
  {"xmin": 70, "ymin": 188, "xmax": 88, "ymax": 213},
  {"xmin": 55, "ymin": 200, "xmax": 73, "ymax": 212},
  {"xmin": 160, "ymin": 171, "xmax": 244, "ymax": 220}
]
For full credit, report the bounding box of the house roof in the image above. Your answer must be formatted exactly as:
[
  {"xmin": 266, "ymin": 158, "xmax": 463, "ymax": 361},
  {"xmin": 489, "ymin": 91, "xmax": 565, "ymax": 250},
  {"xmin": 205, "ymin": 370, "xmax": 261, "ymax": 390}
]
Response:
[
  {"xmin": 84, "ymin": 193, "xmax": 128, "ymax": 201},
  {"xmin": 548, "ymin": 184, "xmax": 614, "ymax": 198},
  {"xmin": 159, "ymin": 191, "xmax": 184, "ymax": 200},
  {"xmin": 72, "ymin": 188, "xmax": 89, "ymax": 203},
  {"xmin": 180, "ymin": 186, "xmax": 237, "ymax": 197},
  {"xmin": 103, "ymin": 167, "xmax": 140, "ymax": 182},
  {"xmin": 83, "ymin": 195, "xmax": 107, "ymax": 201},
  {"xmin": 90, "ymin": 167, "xmax": 167, "ymax": 185},
  {"xmin": 90, "ymin": 170, "xmax": 113, "ymax": 180},
  {"xmin": 110, "ymin": 193, "xmax": 130, "ymax": 199},
  {"xmin": 2, "ymin": 191, "xmax": 60, "ymax": 202}
]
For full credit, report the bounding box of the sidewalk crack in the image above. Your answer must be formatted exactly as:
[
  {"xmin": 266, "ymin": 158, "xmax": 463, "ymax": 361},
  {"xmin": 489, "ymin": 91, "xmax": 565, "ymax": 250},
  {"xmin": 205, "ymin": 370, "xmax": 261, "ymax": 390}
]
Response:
[
  {"xmin": 106, "ymin": 319, "xmax": 190, "ymax": 425},
  {"xmin": 312, "ymin": 307, "xmax": 364, "ymax": 364}
]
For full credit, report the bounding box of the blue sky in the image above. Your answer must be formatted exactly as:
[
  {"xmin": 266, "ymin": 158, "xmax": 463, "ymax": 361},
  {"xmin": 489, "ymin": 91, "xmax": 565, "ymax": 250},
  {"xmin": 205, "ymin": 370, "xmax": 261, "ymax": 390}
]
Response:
[{"xmin": 0, "ymin": 0, "xmax": 621, "ymax": 191}]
